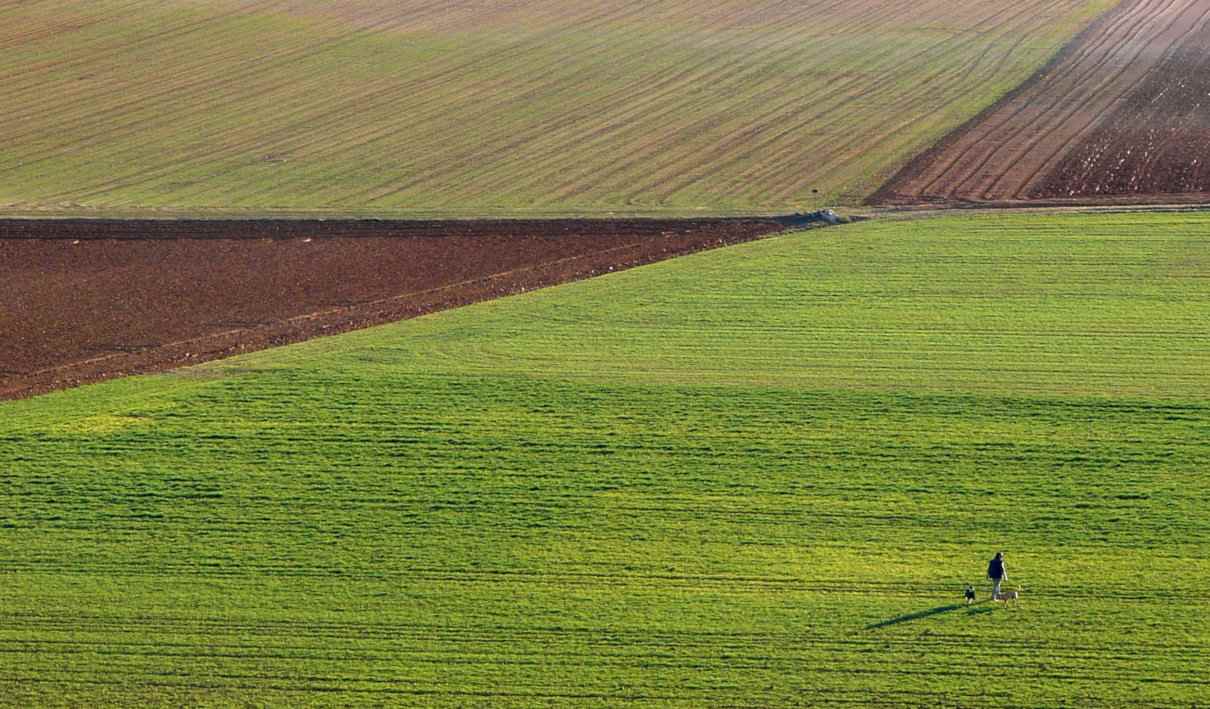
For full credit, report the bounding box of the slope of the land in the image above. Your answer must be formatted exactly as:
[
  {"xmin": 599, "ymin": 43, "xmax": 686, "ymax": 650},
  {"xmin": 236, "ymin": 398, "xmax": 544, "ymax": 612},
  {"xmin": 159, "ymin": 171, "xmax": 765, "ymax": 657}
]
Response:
[
  {"xmin": 0, "ymin": 217, "xmax": 787, "ymax": 399},
  {"xmin": 875, "ymin": 0, "xmax": 1210, "ymax": 205},
  {"xmin": 0, "ymin": 0, "xmax": 1115, "ymax": 215},
  {"xmin": 2, "ymin": 213, "xmax": 1209, "ymax": 706}
]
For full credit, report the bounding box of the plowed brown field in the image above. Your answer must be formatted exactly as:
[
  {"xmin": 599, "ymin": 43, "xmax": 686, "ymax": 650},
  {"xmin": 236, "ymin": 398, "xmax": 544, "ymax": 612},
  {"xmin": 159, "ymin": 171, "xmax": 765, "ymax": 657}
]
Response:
[
  {"xmin": 0, "ymin": 218, "xmax": 789, "ymax": 399},
  {"xmin": 874, "ymin": 0, "xmax": 1210, "ymax": 205}
]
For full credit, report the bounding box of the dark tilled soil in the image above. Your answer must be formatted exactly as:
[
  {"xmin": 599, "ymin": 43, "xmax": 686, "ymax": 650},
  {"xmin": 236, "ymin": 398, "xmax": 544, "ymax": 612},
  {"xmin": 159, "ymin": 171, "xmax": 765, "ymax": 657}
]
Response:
[
  {"xmin": 870, "ymin": 0, "xmax": 1210, "ymax": 206},
  {"xmin": 0, "ymin": 217, "xmax": 794, "ymax": 400},
  {"xmin": 1029, "ymin": 23, "xmax": 1210, "ymax": 199}
]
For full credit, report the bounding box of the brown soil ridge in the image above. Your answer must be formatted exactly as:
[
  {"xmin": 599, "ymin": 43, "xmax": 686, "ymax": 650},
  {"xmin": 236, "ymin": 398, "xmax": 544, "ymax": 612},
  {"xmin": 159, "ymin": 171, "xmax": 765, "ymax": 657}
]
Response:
[
  {"xmin": 0, "ymin": 217, "xmax": 803, "ymax": 400},
  {"xmin": 871, "ymin": 0, "xmax": 1210, "ymax": 205}
]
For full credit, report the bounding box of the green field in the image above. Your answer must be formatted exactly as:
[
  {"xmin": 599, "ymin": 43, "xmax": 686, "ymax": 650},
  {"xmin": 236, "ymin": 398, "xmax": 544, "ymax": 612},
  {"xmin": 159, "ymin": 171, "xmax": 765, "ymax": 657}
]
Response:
[
  {"xmin": 0, "ymin": 0, "xmax": 1115, "ymax": 216},
  {"xmin": 2, "ymin": 212, "xmax": 1208, "ymax": 705}
]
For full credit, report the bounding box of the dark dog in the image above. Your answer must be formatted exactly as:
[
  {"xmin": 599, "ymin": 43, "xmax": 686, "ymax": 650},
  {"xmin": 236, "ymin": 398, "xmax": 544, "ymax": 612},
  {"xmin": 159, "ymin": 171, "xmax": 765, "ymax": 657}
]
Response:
[{"xmin": 964, "ymin": 585, "xmax": 976, "ymax": 604}]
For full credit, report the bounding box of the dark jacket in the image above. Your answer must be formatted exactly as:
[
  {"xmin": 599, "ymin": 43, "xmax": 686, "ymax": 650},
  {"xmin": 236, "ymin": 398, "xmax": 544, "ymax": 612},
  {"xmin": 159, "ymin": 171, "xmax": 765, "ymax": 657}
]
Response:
[{"xmin": 987, "ymin": 557, "xmax": 1005, "ymax": 580}]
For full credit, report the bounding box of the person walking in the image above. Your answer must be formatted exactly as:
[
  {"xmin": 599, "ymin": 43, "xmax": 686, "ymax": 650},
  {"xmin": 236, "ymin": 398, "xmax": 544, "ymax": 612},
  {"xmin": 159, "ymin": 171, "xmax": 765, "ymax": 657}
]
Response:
[{"xmin": 987, "ymin": 551, "xmax": 1007, "ymax": 598}]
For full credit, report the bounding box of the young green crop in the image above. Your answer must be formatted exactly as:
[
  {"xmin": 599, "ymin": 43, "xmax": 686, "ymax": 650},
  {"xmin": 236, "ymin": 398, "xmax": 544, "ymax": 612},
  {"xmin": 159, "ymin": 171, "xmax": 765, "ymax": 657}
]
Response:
[{"xmin": 2, "ymin": 212, "xmax": 1208, "ymax": 705}]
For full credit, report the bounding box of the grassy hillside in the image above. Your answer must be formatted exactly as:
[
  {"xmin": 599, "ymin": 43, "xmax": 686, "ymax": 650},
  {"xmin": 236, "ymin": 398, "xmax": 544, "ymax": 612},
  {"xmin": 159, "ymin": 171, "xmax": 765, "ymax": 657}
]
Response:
[
  {"xmin": 0, "ymin": 0, "xmax": 1115, "ymax": 216},
  {"xmin": 3, "ymin": 212, "xmax": 1209, "ymax": 705}
]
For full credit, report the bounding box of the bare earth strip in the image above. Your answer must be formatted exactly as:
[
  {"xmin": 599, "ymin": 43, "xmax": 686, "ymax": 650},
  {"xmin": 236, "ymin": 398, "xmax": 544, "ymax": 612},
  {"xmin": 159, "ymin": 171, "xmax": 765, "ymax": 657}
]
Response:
[
  {"xmin": 0, "ymin": 218, "xmax": 789, "ymax": 399},
  {"xmin": 873, "ymin": 0, "xmax": 1210, "ymax": 206},
  {"xmin": 1032, "ymin": 5, "xmax": 1210, "ymax": 198}
]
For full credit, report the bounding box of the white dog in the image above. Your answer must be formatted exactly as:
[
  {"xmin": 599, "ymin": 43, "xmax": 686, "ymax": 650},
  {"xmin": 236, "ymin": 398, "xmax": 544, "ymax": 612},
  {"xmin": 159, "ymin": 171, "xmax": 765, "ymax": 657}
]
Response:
[{"xmin": 993, "ymin": 588, "xmax": 1021, "ymax": 604}]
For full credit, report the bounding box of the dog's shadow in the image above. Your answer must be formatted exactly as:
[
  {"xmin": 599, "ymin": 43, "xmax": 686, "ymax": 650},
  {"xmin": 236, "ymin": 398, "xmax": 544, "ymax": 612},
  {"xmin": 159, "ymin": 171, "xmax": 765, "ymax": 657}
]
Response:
[{"xmin": 865, "ymin": 600, "xmax": 994, "ymax": 630}]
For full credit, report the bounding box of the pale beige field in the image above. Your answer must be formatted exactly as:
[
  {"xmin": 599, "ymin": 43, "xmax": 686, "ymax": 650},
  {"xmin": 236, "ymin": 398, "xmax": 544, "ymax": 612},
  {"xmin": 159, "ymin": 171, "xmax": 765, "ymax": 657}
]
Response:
[{"xmin": 0, "ymin": 0, "xmax": 1115, "ymax": 216}]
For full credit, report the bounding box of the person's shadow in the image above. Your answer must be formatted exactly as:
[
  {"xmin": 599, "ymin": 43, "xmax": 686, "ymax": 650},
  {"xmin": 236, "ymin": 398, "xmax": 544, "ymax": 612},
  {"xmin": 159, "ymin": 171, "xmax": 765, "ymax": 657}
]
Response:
[{"xmin": 865, "ymin": 601, "xmax": 991, "ymax": 629}]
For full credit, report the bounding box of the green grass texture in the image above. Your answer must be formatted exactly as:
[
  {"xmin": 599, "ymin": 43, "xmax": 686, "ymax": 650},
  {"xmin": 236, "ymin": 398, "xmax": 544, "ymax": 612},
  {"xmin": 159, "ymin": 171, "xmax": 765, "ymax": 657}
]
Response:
[
  {"xmin": 0, "ymin": 0, "xmax": 1114, "ymax": 216},
  {"xmin": 2, "ymin": 212, "xmax": 1209, "ymax": 705}
]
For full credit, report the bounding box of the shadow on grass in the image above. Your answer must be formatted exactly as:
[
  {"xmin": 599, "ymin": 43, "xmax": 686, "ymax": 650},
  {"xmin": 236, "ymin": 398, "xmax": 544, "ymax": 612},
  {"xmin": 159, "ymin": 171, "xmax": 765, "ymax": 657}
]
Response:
[{"xmin": 866, "ymin": 600, "xmax": 992, "ymax": 630}]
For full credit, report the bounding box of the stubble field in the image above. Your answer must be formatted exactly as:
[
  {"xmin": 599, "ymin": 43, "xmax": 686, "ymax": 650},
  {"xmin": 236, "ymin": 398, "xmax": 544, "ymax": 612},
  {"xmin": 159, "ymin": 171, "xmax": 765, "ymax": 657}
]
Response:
[
  {"xmin": 2, "ymin": 212, "xmax": 1208, "ymax": 706},
  {"xmin": 0, "ymin": 0, "xmax": 1114, "ymax": 215}
]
